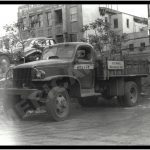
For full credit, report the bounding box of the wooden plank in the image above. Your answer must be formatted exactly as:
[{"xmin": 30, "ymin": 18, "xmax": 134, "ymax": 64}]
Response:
[{"xmin": 99, "ymin": 58, "xmax": 149, "ymax": 79}]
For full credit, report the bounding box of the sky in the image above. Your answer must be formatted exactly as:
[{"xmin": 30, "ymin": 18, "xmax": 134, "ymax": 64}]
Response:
[
  {"xmin": 0, "ymin": 4, "xmax": 148, "ymax": 37},
  {"xmin": 0, "ymin": 5, "xmax": 20, "ymax": 36},
  {"xmin": 101, "ymin": 4, "xmax": 148, "ymax": 18}
]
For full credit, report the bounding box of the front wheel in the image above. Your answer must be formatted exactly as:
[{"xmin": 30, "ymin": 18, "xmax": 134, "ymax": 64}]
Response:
[
  {"xmin": 118, "ymin": 81, "xmax": 139, "ymax": 107},
  {"xmin": 46, "ymin": 87, "xmax": 70, "ymax": 121}
]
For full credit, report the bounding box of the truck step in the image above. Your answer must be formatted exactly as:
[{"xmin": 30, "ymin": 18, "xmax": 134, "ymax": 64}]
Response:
[{"xmin": 81, "ymin": 89, "xmax": 101, "ymax": 98}]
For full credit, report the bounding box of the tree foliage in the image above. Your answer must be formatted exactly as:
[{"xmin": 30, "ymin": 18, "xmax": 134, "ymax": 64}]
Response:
[
  {"xmin": 3, "ymin": 18, "xmax": 37, "ymax": 63},
  {"xmin": 81, "ymin": 18, "xmax": 127, "ymax": 55},
  {"xmin": 3, "ymin": 22, "xmax": 26, "ymax": 62}
]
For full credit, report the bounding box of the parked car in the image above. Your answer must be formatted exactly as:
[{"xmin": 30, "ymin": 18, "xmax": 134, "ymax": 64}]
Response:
[{"xmin": 13, "ymin": 37, "xmax": 56, "ymax": 63}]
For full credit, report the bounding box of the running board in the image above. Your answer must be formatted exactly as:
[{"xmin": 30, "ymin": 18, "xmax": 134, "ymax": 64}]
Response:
[{"xmin": 81, "ymin": 89, "xmax": 101, "ymax": 98}]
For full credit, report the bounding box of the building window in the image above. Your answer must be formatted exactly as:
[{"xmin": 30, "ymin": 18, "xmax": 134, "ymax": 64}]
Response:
[
  {"xmin": 105, "ymin": 17, "xmax": 108, "ymax": 23},
  {"xmin": 141, "ymin": 42, "xmax": 145, "ymax": 47},
  {"xmin": 70, "ymin": 6, "xmax": 78, "ymax": 22},
  {"xmin": 29, "ymin": 15, "xmax": 36, "ymax": 28},
  {"xmin": 37, "ymin": 29, "xmax": 44, "ymax": 36},
  {"xmin": 0, "ymin": 40, "xmax": 3, "ymax": 49},
  {"xmin": 22, "ymin": 17, "xmax": 27, "ymax": 29},
  {"xmin": 140, "ymin": 42, "xmax": 145, "ymax": 51},
  {"xmin": 46, "ymin": 12, "xmax": 52, "ymax": 26},
  {"xmin": 141, "ymin": 42, "xmax": 145, "ymax": 48},
  {"xmin": 37, "ymin": 14, "xmax": 43, "ymax": 27},
  {"xmin": 55, "ymin": 9, "xmax": 62, "ymax": 25},
  {"xmin": 99, "ymin": 8, "xmax": 106, "ymax": 16},
  {"xmin": 114, "ymin": 19, "xmax": 118, "ymax": 28},
  {"xmin": 56, "ymin": 35, "xmax": 64, "ymax": 43},
  {"xmin": 70, "ymin": 34, "xmax": 77, "ymax": 42},
  {"xmin": 127, "ymin": 19, "xmax": 129, "ymax": 28},
  {"xmin": 129, "ymin": 44, "xmax": 134, "ymax": 51}
]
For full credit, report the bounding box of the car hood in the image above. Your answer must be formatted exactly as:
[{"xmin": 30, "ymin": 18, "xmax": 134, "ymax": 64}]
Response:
[
  {"xmin": 13, "ymin": 47, "xmax": 32, "ymax": 52},
  {"xmin": 14, "ymin": 59, "xmax": 72, "ymax": 69}
]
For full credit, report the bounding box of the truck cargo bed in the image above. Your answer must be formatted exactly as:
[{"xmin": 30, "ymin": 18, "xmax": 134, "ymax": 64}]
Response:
[{"xmin": 96, "ymin": 57, "xmax": 149, "ymax": 80}]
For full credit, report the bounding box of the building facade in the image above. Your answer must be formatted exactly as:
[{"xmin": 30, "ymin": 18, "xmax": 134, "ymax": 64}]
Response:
[
  {"xmin": 18, "ymin": 4, "xmax": 148, "ymax": 51},
  {"xmin": 18, "ymin": 4, "xmax": 83, "ymax": 43},
  {"xmin": 83, "ymin": 6, "xmax": 149, "ymax": 53}
]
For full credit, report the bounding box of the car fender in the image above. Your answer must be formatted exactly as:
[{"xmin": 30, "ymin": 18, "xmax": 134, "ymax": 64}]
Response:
[{"xmin": 25, "ymin": 49, "xmax": 42, "ymax": 57}]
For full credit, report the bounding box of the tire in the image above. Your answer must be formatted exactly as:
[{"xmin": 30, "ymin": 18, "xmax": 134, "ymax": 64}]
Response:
[
  {"xmin": 78, "ymin": 97, "xmax": 98, "ymax": 107},
  {"xmin": 118, "ymin": 81, "xmax": 139, "ymax": 107},
  {"xmin": 46, "ymin": 87, "xmax": 70, "ymax": 121},
  {"xmin": 0, "ymin": 55, "xmax": 10, "ymax": 73}
]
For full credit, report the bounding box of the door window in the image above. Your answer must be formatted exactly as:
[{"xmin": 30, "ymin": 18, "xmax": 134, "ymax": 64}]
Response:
[{"xmin": 76, "ymin": 46, "xmax": 92, "ymax": 62}]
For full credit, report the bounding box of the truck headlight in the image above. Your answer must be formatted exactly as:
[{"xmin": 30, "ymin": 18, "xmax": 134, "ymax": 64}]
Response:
[{"xmin": 32, "ymin": 67, "xmax": 45, "ymax": 79}]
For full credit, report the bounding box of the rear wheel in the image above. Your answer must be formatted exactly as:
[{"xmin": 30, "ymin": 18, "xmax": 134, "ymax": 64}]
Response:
[
  {"xmin": 46, "ymin": 87, "xmax": 71, "ymax": 121},
  {"xmin": 118, "ymin": 81, "xmax": 139, "ymax": 107}
]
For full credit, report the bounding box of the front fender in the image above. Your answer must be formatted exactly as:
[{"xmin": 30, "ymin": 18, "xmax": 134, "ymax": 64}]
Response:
[
  {"xmin": 32, "ymin": 75, "xmax": 81, "ymax": 98},
  {"xmin": 32, "ymin": 75, "xmax": 79, "ymax": 82}
]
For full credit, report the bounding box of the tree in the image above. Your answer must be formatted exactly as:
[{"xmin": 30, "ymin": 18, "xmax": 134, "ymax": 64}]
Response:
[
  {"xmin": 3, "ymin": 21, "xmax": 26, "ymax": 63},
  {"xmin": 81, "ymin": 18, "xmax": 127, "ymax": 56},
  {"xmin": 2, "ymin": 37, "xmax": 10, "ymax": 51},
  {"xmin": 3, "ymin": 17, "xmax": 38, "ymax": 63},
  {"xmin": 80, "ymin": 25, "xmax": 89, "ymax": 42}
]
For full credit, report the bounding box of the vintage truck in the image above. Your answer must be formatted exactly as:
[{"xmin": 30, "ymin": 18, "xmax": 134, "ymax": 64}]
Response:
[{"xmin": 0, "ymin": 42, "xmax": 149, "ymax": 121}]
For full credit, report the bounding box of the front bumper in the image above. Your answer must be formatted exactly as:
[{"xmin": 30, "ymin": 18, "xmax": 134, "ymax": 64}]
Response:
[{"xmin": 0, "ymin": 88, "xmax": 39, "ymax": 98}]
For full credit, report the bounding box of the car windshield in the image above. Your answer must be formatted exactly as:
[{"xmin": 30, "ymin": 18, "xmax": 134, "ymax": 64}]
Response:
[
  {"xmin": 24, "ymin": 39, "xmax": 33, "ymax": 47},
  {"xmin": 49, "ymin": 39, "xmax": 56, "ymax": 45},
  {"xmin": 16, "ymin": 38, "xmax": 55, "ymax": 49},
  {"xmin": 42, "ymin": 44, "xmax": 76, "ymax": 60},
  {"xmin": 16, "ymin": 40, "xmax": 32, "ymax": 48}
]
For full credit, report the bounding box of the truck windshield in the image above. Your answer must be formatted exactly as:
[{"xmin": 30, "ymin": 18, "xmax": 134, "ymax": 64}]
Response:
[{"xmin": 42, "ymin": 44, "xmax": 76, "ymax": 60}]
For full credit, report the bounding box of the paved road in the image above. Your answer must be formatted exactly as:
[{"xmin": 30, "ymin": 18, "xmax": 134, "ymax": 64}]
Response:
[{"xmin": 1, "ymin": 89, "xmax": 150, "ymax": 145}]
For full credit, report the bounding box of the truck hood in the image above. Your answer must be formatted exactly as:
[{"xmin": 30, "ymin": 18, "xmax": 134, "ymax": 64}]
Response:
[{"xmin": 14, "ymin": 59, "xmax": 72, "ymax": 69}]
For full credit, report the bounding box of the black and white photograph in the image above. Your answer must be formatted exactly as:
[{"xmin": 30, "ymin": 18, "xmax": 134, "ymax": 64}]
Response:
[{"xmin": 0, "ymin": 3, "xmax": 150, "ymax": 145}]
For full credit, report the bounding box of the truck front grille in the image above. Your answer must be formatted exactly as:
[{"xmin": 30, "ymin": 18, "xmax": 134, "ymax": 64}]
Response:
[{"xmin": 13, "ymin": 68, "xmax": 32, "ymax": 88}]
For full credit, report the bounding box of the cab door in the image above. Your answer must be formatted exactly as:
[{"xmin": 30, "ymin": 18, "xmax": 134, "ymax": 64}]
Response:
[{"xmin": 73, "ymin": 45, "xmax": 95, "ymax": 89}]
